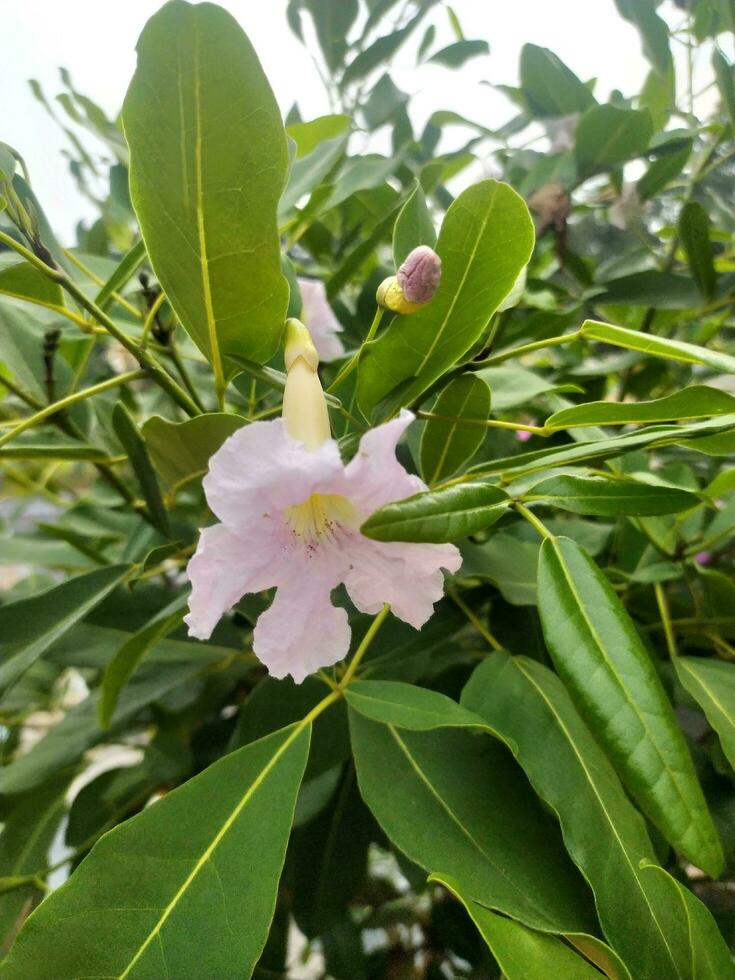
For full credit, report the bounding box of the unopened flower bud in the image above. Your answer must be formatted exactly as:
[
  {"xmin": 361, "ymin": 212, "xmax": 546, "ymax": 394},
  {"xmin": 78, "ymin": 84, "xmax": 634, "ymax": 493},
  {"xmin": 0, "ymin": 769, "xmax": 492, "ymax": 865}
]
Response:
[
  {"xmin": 282, "ymin": 318, "xmax": 331, "ymax": 450},
  {"xmin": 376, "ymin": 246, "xmax": 442, "ymax": 315},
  {"xmin": 398, "ymin": 245, "xmax": 442, "ymax": 305}
]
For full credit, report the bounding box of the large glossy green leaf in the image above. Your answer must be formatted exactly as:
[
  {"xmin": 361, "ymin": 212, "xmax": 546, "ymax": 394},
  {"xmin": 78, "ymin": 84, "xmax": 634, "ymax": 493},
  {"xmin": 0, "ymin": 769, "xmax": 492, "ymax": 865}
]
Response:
[
  {"xmin": 526, "ymin": 475, "xmax": 699, "ymax": 516},
  {"xmin": 357, "ymin": 180, "xmax": 534, "ymax": 419},
  {"xmin": 112, "ymin": 402, "xmax": 171, "ymax": 537},
  {"xmin": 462, "ymin": 654, "xmax": 726, "ymax": 980},
  {"xmin": 581, "ymin": 319, "xmax": 735, "ymax": 374},
  {"xmin": 0, "ymin": 565, "xmax": 130, "ymax": 693},
  {"xmin": 348, "ymin": 706, "xmax": 595, "ymax": 935},
  {"xmin": 575, "ymin": 105, "xmax": 653, "ymax": 177},
  {"xmin": 545, "ymin": 385, "xmax": 735, "ymax": 429},
  {"xmin": 123, "ymin": 1, "xmax": 289, "ymax": 390},
  {"xmin": 537, "ymin": 535, "xmax": 723, "ymax": 876},
  {"xmin": 431, "ymin": 874, "xmax": 609, "ymax": 980},
  {"xmin": 361, "ymin": 482, "xmax": 509, "ymax": 543},
  {"xmin": 674, "ymin": 656, "xmax": 735, "ymax": 769},
  {"xmin": 392, "ymin": 179, "xmax": 436, "ymax": 266},
  {"xmin": 142, "ymin": 412, "xmax": 246, "ymax": 489},
  {"xmin": 419, "ymin": 374, "xmax": 491, "ymax": 484},
  {"xmin": 679, "ymin": 201, "xmax": 717, "ymax": 298},
  {"xmin": 519, "ymin": 44, "xmax": 595, "ymax": 118},
  {"xmin": 1, "ymin": 724, "xmax": 310, "ymax": 979}
]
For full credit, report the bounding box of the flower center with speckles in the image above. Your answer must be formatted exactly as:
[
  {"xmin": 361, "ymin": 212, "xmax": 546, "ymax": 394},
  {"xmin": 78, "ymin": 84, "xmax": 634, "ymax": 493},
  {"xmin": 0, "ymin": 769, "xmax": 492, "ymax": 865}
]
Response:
[{"xmin": 284, "ymin": 493, "xmax": 358, "ymax": 543}]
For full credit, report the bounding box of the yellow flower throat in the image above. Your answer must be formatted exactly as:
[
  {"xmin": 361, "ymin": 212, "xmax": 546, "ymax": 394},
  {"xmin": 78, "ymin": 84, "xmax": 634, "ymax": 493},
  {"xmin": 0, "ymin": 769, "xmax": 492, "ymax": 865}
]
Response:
[{"xmin": 284, "ymin": 493, "xmax": 357, "ymax": 543}]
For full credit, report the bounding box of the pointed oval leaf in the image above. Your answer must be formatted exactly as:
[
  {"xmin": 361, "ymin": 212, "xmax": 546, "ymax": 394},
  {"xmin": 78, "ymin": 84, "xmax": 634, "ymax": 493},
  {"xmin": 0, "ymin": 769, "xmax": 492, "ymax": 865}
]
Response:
[
  {"xmin": 420, "ymin": 374, "xmax": 491, "ymax": 484},
  {"xmin": 431, "ymin": 873, "xmax": 608, "ymax": 980},
  {"xmin": 527, "ymin": 475, "xmax": 700, "ymax": 516},
  {"xmin": 520, "ymin": 44, "xmax": 596, "ymax": 118},
  {"xmin": 357, "ymin": 180, "xmax": 534, "ymax": 420},
  {"xmin": 123, "ymin": 1, "xmax": 289, "ymax": 389},
  {"xmin": 392, "ymin": 179, "xmax": 436, "ymax": 266},
  {"xmin": 674, "ymin": 657, "xmax": 735, "ymax": 771},
  {"xmin": 361, "ymin": 482, "xmax": 509, "ymax": 543},
  {"xmin": 575, "ymin": 105, "xmax": 653, "ymax": 177},
  {"xmin": 345, "ymin": 679, "xmax": 500, "ymax": 735},
  {"xmin": 537, "ymin": 535, "xmax": 723, "ymax": 876},
  {"xmin": 581, "ymin": 320, "xmax": 735, "ymax": 375},
  {"xmin": 112, "ymin": 402, "xmax": 171, "ymax": 537},
  {"xmin": 462, "ymin": 653, "xmax": 721, "ymax": 980},
  {"xmin": 348, "ymin": 708, "xmax": 595, "ymax": 935},
  {"xmin": 1, "ymin": 724, "xmax": 310, "ymax": 980},
  {"xmin": 679, "ymin": 201, "xmax": 717, "ymax": 299},
  {"xmin": 545, "ymin": 385, "xmax": 735, "ymax": 430}
]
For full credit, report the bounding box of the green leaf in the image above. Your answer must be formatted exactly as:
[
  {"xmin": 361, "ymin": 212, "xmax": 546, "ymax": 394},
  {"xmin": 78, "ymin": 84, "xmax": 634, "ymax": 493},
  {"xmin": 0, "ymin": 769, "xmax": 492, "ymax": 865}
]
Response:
[
  {"xmin": 462, "ymin": 654, "xmax": 717, "ymax": 980},
  {"xmin": 537, "ymin": 535, "xmax": 723, "ymax": 876},
  {"xmin": 712, "ymin": 48, "xmax": 735, "ymax": 133},
  {"xmin": 0, "ymin": 305, "xmax": 63, "ymax": 403},
  {"xmin": 581, "ymin": 319, "xmax": 735, "ymax": 374},
  {"xmin": 348, "ymin": 710, "xmax": 594, "ymax": 934},
  {"xmin": 527, "ymin": 475, "xmax": 699, "ymax": 516},
  {"xmin": 341, "ymin": 8, "xmax": 426, "ymax": 87},
  {"xmin": 112, "ymin": 402, "xmax": 171, "ymax": 537},
  {"xmin": 361, "ymin": 483, "xmax": 509, "ymax": 543},
  {"xmin": 306, "ymin": 0, "xmax": 358, "ymax": 74},
  {"xmin": 357, "ymin": 180, "xmax": 534, "ymax": 419},
  {"xmin": 94, "ymin": 239, "xmax": 147, "ymax": 312},
  {"xmin": 1, "ymin": 724, "xmax": 310, "ymax": 980},
  {"xmin": 279, "ymin": 114, "xmax": 350, "ymax": 217},
  {"xmin": 614, "ymin": 0, "xmax": 672, "ymax": 73},
  {"xmin": 679, "ymin": 201, "xmax": 717, "ymax": 299},
  {"xmin": 519, "ymin": 44, "xmax": 596, "ymax": 118},
  {"xmin": 362, "ymin": 73, "xmax": 408, "ymax": 129},
  {"xmin": 98, "ymin": 592, "xmax": 188, "ymax": 729},
  {"xmin": 0, "ymin": 565, "xmax": 130, "ymax": 694},
  {"xmin": 637, "ymin": 139, "xmax": 692, "ymax": 200},
  {"xmin": 674, "ymin": 657, "xmax": 735, "ymax": 770},
  {"xmin": 123, "ymin": 1, "xmax": 289, "ymax": 391},
  {"xmin": 575, "ymin": 105, "xmax": 653, "ymax": 177},
  {"xmin": 428, "ymin": 40, "xmax": 489, "ymax": 68},
  {"xmin": 392, "ymin": 179, "xmax": 436, "ymax": 266},
  {"xmin": 545, "ymin": 385, "xmax": 735, "ymax": 429},
  {"xmin": 431, "ymin": 874, "xmax": 607, "ymax": 980},
  {"xmin": 459, "ymin": 532, "xmax": 539, "ymax": 605},
  {"xmin": 142, "ymin": 412, "xmax": 245, "ymax": 489},
  {"xmin": 597, "ymin": 271, "xmax": 700, "ymax": 308},
  {"xmin": 0, "ymin": 259, "xmax": 65, "ymax": 310},
  {"xmin": 419, "ymin": 374, "xmax": 491, "ymax": 484},
  {"xmin": 345, "ymin": 679, "xmax": 499, "ymax": 734}
]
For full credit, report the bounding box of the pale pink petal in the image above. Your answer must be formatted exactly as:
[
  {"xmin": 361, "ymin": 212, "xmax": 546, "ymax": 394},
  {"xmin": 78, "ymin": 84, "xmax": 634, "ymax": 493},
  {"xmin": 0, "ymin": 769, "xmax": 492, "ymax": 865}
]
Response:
[
  {"xmin": 185, "ymin": 523, "xmax": 283, "ymax": 640},
  {"xmin": 298, "ymin": 277, "xmax": 345, "ymax": 363},
  {"xmin": 253, "ymin": 551, "xmax": 350, "ymax": 683},
  {"xmin": 203, "ymin": 419, "xmax": 344, "ymax": 528},
  {"xmin": 345, "ymin": 409, "xmax": 424, "ymax": 515},
  {"xmin": 344, "ymin": 532, "xmax": 461, "ymax": 629}
]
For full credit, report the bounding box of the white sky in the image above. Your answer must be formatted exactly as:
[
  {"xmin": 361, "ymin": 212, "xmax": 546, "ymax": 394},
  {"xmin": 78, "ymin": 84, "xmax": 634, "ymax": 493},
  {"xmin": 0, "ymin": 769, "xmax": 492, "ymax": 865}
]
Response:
[{"xmin": 1, "ymin": 0, "xmax": 696, "ymax": 243}]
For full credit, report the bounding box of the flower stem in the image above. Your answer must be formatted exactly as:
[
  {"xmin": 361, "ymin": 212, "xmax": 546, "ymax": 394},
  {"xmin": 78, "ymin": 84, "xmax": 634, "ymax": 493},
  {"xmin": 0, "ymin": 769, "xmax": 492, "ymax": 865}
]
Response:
[
  {"xmin": 448, "ymin": 588, "xmax": 502, "ymax": 651},
  {"xmin": 655, "ymin": 583, "xmax": 678, "ymax": 659},
  {"xmin": 514, "ymin": 502, "xmax": 553, "ymax": 540},
  {"xmin": 340, "ymin": 604, "xmax": 390, "ymax": 687},
  {"xmin": 0, "ymin": 370, "xmax": 145, "ymax": 450},
  {"xmin": 327, "ymin": 306, "xmax": 384, "ymax": 393},
  {"xmin": 0, "ymin": 229, "xmax": 200, "ymax": 418},
  {"xmin": 416, "ymin": 410, "xmax": 547, "ymax": 435},
  {"xmin": 473, "ymin": 329, "xmax": 583, "ymax": 367},
  {"xmin": 140, "ymin": 290, "xmax": 167, "ymax": 349}
]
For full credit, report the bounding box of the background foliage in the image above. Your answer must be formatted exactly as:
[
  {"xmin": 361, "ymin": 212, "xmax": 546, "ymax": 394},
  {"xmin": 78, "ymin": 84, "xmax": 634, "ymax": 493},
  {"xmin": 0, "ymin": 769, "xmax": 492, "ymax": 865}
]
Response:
[{"xmin": 1, "ymin": 0, "xmax": 735, "ymax": 977}]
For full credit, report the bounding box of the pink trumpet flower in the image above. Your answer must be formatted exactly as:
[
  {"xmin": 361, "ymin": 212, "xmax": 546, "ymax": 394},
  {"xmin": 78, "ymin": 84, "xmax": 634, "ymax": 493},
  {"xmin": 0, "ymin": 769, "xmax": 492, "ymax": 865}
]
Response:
[
  {"xmin": 185, "ymin": 319, "xmax": 460, "ymax": 682},
  {"xmin": 297, "ymin": 276, "xmax": 345, "ymax": 362}
]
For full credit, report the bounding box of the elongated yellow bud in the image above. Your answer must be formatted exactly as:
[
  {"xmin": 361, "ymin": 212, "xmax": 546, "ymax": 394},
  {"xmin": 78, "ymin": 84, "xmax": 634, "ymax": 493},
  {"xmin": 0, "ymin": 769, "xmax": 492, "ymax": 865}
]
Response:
[{"xmin": 282, "ymin": 318, "xmax": 331, "ymax": 450}]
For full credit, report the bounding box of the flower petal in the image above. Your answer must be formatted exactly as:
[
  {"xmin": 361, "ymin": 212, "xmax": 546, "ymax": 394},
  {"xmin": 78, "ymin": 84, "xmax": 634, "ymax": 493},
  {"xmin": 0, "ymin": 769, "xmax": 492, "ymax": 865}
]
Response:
[
  {"xmin": 298, "ymin": 277, "xmax": 345, "ymax": 363},
  {"xmin": 345, "ymin": 409, "xmax": 424, "ymax": 515},
  {"xmin": 185, "ymin": 523, "xmax": 281, "ymax": 640},
  {"xmin": 344, "ymin": 533, "xmax": 461, "ymax": 629},
  {"xmin": 203, "ymin": 419, "xmax": 344, "ymax": 528},
  {"xmin": 253, "ymin": 558, "xmax": 350, "ymax": 683}
]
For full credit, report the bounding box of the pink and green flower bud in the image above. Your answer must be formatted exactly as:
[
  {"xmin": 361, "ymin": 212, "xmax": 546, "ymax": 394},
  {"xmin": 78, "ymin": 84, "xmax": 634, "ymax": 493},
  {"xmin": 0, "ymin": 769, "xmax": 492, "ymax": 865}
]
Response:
[{"xmin": 376, "ymin": 245, "xmax": 442, "ymax": 314}]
